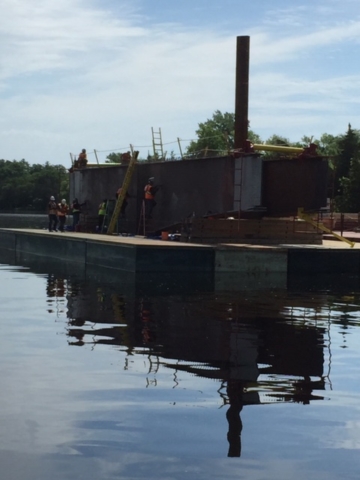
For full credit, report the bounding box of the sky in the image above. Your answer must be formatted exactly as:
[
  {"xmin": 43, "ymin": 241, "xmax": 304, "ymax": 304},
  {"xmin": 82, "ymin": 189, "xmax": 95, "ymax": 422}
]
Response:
[{"xmin": 1, "ymin": 0, "xmax": 360, "ymax": 166}]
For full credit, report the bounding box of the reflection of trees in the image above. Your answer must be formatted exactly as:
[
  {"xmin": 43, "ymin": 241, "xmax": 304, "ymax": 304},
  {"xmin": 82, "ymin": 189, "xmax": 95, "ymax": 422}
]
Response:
[{"xmin": 49, "ymin": 278, "xmax": 332, "ymax": 458}]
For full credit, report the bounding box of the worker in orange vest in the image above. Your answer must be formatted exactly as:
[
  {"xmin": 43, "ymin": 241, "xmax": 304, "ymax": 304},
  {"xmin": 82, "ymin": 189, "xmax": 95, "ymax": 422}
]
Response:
[
  {"xmin": 144, "ymin": 177, "xmax": 160, "ymax": 219},
  {"xmin": 57, "ymin": 199, "xmax": 69, "ymax": 232},
  {"xmin": 78, "ymin": 149, "xmax": 87, "ymax": 168}
]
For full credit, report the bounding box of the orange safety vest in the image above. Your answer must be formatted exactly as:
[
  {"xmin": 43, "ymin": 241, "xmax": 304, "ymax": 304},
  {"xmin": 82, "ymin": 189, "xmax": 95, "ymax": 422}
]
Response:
[
  {"xmin": 57, "ymin": 204, "xmax": 68, "ymax": 216},
  {"xmin": 144, "ymin": 184, "xmax": 154, "ymax": 200}
]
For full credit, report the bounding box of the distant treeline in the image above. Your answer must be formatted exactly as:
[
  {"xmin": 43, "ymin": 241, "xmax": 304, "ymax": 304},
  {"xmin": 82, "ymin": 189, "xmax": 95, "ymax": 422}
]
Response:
[
  {"xmin": 184, "ymin": 111, "xmax": 360, "ymax": 213},
  {"xmin": 3, "ymin": 113, "xmax": 360, "ymax": 213},
  {"xmin": 0, "ymin": 160, "xmax": 69, "ymax": 212}
]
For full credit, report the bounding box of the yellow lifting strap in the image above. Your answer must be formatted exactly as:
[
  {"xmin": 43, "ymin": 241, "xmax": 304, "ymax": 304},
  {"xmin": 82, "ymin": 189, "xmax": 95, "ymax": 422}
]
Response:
[
  {"xmin": 106, "ymin": 149, "xmax": 139, "ymax": 235},
  {"xmin": 297, "ymin": 208, "xmax": 355, "ymax": 248}
]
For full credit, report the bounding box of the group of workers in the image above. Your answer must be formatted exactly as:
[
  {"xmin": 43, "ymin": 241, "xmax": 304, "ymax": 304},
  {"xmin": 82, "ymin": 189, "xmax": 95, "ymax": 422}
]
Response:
[
  {"xmin": 96, "ymin": 177, "xmax": 160, "ymax": 233},
  {"xmin": 72, "ymin": 149, "xmax": 134, "ymax": 171},
  {"xmin": 68, "ymin": 146, "xmax": 162, "ymax": 232},
  {"xmin": 47, "ymin": 196, "xmax": 85, "ymax": 232}
]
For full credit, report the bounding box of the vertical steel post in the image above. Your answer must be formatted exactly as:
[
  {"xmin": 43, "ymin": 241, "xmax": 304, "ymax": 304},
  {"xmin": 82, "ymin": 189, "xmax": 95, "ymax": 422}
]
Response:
[
  {"xmin": 234, "ymin": 36, "xmax": 250, "ymax": 149},
  {"xmin": 177, "ymin": 138, "xmax": 183, "ymax": 159}
]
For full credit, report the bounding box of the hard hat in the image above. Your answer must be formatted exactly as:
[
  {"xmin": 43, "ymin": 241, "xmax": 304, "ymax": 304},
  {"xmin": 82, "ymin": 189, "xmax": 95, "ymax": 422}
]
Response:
[
  {"xmin": 61, "ymin": 199, "xmax": 66, "ymax": 204},
  {"xmin": 148, "ymin": 177, "xmax": 154, "ymax": 182},
  {"xmin": 50, "ymin": 196, "xmax": 55, "ymax": 201}
]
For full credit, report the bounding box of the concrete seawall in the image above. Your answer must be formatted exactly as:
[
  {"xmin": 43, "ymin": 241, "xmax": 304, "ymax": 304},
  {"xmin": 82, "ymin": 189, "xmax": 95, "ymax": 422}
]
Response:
[{"xmin": 1, "ymin": 228, "xmax": 359, "ymax": 275}]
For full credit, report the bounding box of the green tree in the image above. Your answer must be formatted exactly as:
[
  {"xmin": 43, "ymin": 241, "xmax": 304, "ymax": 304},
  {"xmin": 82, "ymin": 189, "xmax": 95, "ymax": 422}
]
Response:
[
  {"xmin": 29, "ymin": 163, "xmax": 69, "ymax": 210},
  {"xmin": 0, "ymin": 160, "xmax": 31, "ymax": 210},
  {"xmin": 186, "ymin": 110, "xmax": 262, "ymax": 157},
  {"xmin": 265, "ymin": 134, "xmax": 291, "ymax": 146},
  {"xmin": 317, "ymin": 133, "xmax": 340, "ymax": 157},
  {"xmin": 186, "ymin": 110, "xmax": 235, "ymax": 156},
  {"xmin": 333, "ymin": 124, "xmax": 360, "ymax": 196},
  {"xmin": 336, "ymin": 155, "xmax": 360, "ymax": 212},
  {"xmin": 105, "ymin": 152, "xmax": 122, "ymax": 163},
  {"xmin": 0, "ymin": 160, "xmax": 69, "ymax": 211}
]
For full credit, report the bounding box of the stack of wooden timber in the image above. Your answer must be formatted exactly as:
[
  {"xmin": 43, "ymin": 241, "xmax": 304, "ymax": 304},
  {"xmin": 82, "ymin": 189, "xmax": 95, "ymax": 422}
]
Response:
[{"xmin": 181, "ymin": 218, "xmax": 323, "ymax": 245}]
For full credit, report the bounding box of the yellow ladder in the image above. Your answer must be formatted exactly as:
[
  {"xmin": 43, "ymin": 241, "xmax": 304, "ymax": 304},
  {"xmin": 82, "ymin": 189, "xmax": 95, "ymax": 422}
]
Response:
[
  {"xmin": 151, "ymin": 127, "xmax": 164, "ymax": 159},
  {"xmin": 297, "ymin": 208, "xmax": 355, "ymax": 248},
  {"xmin": 107, "ymin": 150, "xmax": 139, "ymax": 235}
]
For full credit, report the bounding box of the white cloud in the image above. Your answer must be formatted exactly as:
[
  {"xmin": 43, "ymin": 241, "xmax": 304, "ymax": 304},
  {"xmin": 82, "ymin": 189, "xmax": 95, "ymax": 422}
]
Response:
[{"xmin": 1, "ymin": 0, "xmax": 360, "ymax": 164}]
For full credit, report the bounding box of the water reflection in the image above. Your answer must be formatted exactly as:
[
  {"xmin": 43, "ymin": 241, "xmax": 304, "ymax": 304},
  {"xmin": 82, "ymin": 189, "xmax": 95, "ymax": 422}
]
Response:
[
  {"xmin": 3, "ymin": 247, "xmax": 360, "ymax": 465},
  {"xmin": 40, "ymin": 264, "xmax": 328, "ymax": 457}
]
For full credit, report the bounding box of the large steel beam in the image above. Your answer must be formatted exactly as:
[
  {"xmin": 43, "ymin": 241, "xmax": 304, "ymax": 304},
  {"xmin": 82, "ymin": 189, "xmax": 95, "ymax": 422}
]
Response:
[
  {"xmin": 253, "ymin": 144, "xmax": 304, "ymax": 154},
  {"xmin": 234, "ymin": 36, "xmax": 250, "ymax": 149}
]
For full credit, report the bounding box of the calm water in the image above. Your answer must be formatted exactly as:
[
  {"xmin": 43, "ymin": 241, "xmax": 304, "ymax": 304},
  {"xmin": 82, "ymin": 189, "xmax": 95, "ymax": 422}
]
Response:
[
  {"xmin": 0, "ymin": 213, "xmax": 48, "ymax": 230},
  {"xmin": 1, "ymin": 249, "xmax": 360, "ymax": 480}
]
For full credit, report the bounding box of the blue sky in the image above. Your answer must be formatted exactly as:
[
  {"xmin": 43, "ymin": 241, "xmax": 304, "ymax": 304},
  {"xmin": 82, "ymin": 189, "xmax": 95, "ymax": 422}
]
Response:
[{"xmin": 1, "ymin": 0, "xmax": 360, "ymax": 166}]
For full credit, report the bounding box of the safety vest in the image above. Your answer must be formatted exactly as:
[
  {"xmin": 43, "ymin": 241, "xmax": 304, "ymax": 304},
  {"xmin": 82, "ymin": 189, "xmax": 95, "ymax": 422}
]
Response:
[
  {"xmin": 48, "ymin": 201, "xmax": 57, "ymax": 215},
  {"xmin": 98, "ymin": 202, "xmax": 107, "ymax": 215},
  {"xmin": 57, "ymin": 204, "xmax": 68, "ymax": 216},
  {"xmin": 144, "ymin": 184, "xmax": 154, "ymax": 200}
]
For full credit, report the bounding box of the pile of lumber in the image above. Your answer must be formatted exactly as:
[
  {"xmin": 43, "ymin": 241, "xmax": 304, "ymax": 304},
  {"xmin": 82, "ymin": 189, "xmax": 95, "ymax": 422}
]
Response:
[{"xmin": 181, "ymin": 217, "xmax": 322, "ymax": 245}]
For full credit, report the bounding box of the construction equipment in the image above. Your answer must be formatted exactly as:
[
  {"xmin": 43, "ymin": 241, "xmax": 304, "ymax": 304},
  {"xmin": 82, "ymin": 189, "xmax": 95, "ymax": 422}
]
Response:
[
  {"xmin": 298, "ymin": 208, "xmax": 355, "ymax": 248},
  {"xmin": 151, "ymin": 127, "xmax": 164, "ymax": 159},
  {"xmin": 106, "ymin": 150, "xmax": 139, "ymax": 235}
]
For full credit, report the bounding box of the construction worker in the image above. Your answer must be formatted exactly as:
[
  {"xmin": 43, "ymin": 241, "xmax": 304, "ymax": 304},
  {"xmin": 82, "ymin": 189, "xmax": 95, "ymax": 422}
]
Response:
[
  {"xmin": 98, "ymin": 199, "xmax": 107, "ymax": 232},
  {"xmin": 48, "ymin": 196, "xmax": 58, "ymax": 232},
  {"xmin": 78, "ymin": 149, "xmax": 87, "ymax": 168},
  {"xmin": 71, "ymin": 198, "xmax": 86, "ymax": 230},
  {"xmin": 144, "ymin": 177, "xmax": 160, "ymax": 219},
  {"xmin": 121, "ymin": 151, "xmax": 131, "ymax": 164},
  {"xmin": 57, "ymin": 199, "xmax": 69, "ymax": 232}
]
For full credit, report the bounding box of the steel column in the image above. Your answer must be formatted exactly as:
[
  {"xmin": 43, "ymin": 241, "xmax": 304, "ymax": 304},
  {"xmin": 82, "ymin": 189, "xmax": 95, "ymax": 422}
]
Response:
[{"xmin": 234, "ymin": 36, "xmax": 250, "ymax": 149}]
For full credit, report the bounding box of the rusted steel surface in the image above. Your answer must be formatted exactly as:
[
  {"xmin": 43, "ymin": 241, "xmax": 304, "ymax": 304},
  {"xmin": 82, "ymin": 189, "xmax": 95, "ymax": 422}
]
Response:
[
  {"xmin": 71, "ymin": 156, "xmax": 235, "ymax": 233},
  {"xmin": 262, "ymin": 157, "xmax": 328, "ymax": 216},
  {"xmin": 234, "ymin": 36, "xmax": 250, "ymax": 149}
]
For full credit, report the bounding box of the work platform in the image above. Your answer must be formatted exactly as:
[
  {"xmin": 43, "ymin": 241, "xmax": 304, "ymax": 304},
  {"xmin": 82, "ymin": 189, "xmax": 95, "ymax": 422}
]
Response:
[{"xmin": 1, "ymin": 228, "xmax": 360, "ymax": 275}]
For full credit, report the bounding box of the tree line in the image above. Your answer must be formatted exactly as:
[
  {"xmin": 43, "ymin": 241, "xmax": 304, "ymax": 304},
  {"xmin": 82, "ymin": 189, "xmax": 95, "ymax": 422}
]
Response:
[
  {"xmin": 183, "ymin": 110, "xmax": 360, "ymax": 212},
  {"xmin": 1, "ymin": 110, "xmax": 360, "ymax": 212},
  {"xmin": 0, "ymin": 160, "xmax": 69, "ymax": 212}
]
